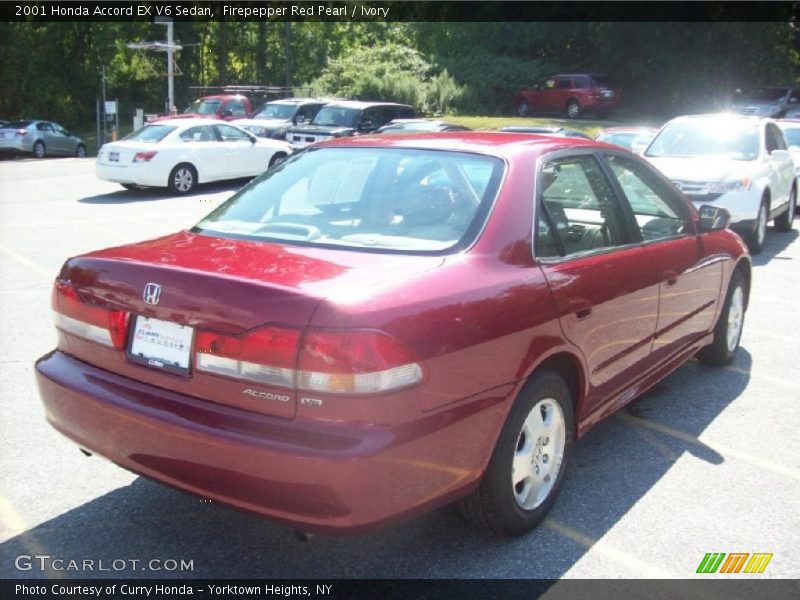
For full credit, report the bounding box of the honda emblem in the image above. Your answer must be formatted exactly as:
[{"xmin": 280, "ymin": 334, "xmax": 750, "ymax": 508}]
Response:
[{"xmin": 143, "ymin": 282, "xmax": 161, "ymax": 305}]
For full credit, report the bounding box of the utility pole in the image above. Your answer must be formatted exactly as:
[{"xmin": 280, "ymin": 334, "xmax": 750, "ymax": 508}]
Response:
[
  {"xmin": 101, "ymin": 65, "xmax": 107, "ymax": 144},
  {"xmin": 128, "ymin": 18, "xmax": 182, "ymax": 116}
]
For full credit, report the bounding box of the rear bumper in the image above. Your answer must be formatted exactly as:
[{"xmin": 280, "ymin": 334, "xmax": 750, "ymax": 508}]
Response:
[
  {"xmin": 96, "ymin": 162, "xmax": 168, "ymax": 187},
  {"xmin": 35, "ymin": 351, "xmax": 502, "ymax": 533}
]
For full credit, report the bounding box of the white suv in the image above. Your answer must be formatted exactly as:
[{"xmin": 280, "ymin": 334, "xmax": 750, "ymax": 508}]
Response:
[{"xmin": 644, "ymin": 114, "xmax": 796, "ymax": 253}]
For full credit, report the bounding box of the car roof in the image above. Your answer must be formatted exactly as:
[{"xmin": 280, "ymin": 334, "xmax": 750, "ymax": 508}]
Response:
[
  {"xmin": 150, "ymin": 118, "xmax": 228, "ymax": 127},
  {"xmin": 668, "ymin": 113, "xmax": 768, "ymax": 125},
  {"xmin": 597, "ymin": 126, "xmax": 658, "ymax": 133},
  {"xmin": 195, "ymin": 94, "xmax": 248, "ymax": 101},
  {"xmin": 312, "ymin": 131, "xmax": 599, "ymax": 159},
  {"xmin": 320, "ymin": 100, "xmax": 413, "ymax": 110},
  {"xmin": 266, "ymin": 97, "xmax": 326, "ymax": 106}
]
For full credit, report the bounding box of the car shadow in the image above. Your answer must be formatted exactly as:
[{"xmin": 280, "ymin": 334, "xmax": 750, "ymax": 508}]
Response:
[
  {"xmin": 78, "ymin": 179, "xmax": 250, "ymax": 204},
  {"xmin": 0, "ymin": 351, "xmax": 752, "ymax": 579},
  {"xmin": 752, "ymin": 228, "xmax": 798, "ymax": 267}
]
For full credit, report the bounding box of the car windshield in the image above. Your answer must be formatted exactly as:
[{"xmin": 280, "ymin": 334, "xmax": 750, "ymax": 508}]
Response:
[
  {"xmin": 123, "ymin": 125, "xmax": 177, "ymax": 143},
  {"xmin": 185, "ymin": 99, "xmax": 222, "ymax": 115},
  {"xmin": 645, "ymin": 119, "xmax": 759, "ymax": 160},
  {"xmin": 779, "ymin": 126, "xmax": 800, "ymax": 148},
  {"xmin": 597, "ymin": 132, "xmax": 638, "ymax": 150},
  {"xmin": 193, "ymin": 147, "xmax": 504, "ymax": 254},
  {"xmin": 744, "ymin": 88, "xmax": 788, "ymax": 102},
  {"xmin": 255, "ymin": 104, "xmax": 297, "ymax": 119},
  {"xmin": 311, "ymin": 107, "xmax": 360, "ymax": 127},
  {"xmin": 5, "ymin": 121, "xmax": 33, "ymax": 129}
]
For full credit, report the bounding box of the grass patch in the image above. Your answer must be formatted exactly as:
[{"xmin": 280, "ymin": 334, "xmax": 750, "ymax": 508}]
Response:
[{"xmin": 443, "ymin": 115, "xmax": 631, "ymax": 138}]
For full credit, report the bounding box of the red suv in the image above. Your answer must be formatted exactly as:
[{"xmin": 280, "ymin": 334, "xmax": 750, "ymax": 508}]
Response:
[
  {"xmin": 162, "ymin": 94, "xmax": 255, "ymax": 122},
  {"xmin": 513, "ymin": 73, "xmax": 620, "ymax": 119}
]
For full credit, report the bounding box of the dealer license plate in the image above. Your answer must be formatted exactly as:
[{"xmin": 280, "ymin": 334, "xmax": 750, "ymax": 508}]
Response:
[
  {"xmin": 128, "ymin": 316, "xmax": 193, "ymax": 373},
  {"xmin": 109, "ymin": 151, "xmax": 119, "ymax": 162}
]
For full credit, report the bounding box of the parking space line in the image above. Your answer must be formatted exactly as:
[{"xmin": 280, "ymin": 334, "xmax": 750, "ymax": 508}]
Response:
[
  {"xmin": 544, "ymin": 519, "xmax": 678, "ymax": 578},
  {"xmin": 0, "ymin": 243, "xmax": 53, "ymax": 279},
  {"xmin": 618, "ymin": 414, "xmax": 800, "ymax": 481}
]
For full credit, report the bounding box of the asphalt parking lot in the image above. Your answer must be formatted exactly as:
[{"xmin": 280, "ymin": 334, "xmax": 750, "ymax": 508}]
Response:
[{"xmin": 0, "ymin": 157, "xmax": 798, "ymax": 580}]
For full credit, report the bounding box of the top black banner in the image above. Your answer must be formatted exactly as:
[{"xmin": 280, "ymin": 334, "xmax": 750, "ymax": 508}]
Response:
[{"xmin": 3, "ymin": 1, "xmax": 798, "ymax": 23}]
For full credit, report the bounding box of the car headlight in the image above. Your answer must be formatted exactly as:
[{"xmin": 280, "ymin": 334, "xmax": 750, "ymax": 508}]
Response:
[{"xmin": 708, "ymin": 175, "xmax": 751, "ymax": 194}]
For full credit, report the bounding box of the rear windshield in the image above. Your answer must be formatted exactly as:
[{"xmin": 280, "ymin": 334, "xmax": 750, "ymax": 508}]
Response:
[
  {"xmin": 193, "ymin": 147, "xmax": 504, "ymax": 254},
  {"xmin": 255, "ymin": 104, "xmax": 296, "ymax": 119},
  {"xmin": 123, "ymin": 125, "xmax": 176, "ymax": 143},
  {"xmin": 645, "ymin": 119, "xmax": 759, "ymax": 161},
  {"xmin": 5, "ymin": 121, "xmax": 33, "ymax": 129},
  {"xmin": 312, "ymin": 107, "xmax": 360, "ymax": 127}
]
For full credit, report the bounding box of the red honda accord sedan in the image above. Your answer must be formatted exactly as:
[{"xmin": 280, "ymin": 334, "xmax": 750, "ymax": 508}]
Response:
[{"xmin": 36, "ymin": 133, "xmax": 750, "ymax": 536}]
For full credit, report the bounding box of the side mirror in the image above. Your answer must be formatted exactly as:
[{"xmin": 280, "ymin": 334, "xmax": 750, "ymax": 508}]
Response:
[
  {"xmin": 698, "ymin": 205, "xmax": 731, "ymax": 232},
  {"xmin": 221, "ymin": 109, "xmax": 233, "ymax": 118},
  {"xmin": 248, "ymin": 134, "xmax": 256, "ymax": 144},
  {"xmin": 295, "ymin": 115, "xmax": 306, "ymax": 124}
]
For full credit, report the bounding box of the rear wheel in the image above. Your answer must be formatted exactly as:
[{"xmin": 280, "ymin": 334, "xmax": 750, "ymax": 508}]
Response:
[
  {"xmin": 75, "ymin": 144, "xmax": 86, "ymax": 158},
  {"xmin": 697, "ymin": 270, "xmax": 746, "ymax": 367},
  {"xmin": 33, "ymin": 141, "xmax": 46, "ymax": 159},
  {"xmin": 566, "ymin": 99, "xmax": 582, "ymax": 119},
  {"xmin": 745, "ymin": 198, "xmax": 768, "ymax": 254},
  {"xmin": 774, "ymin": 187, "xmax": 795, "ymax": 232},
  {"xmin": 516, "ymin": 101, "xmax": 530, "ymax": 117},
  {"xmin": 459, "ymin": 370, "xmax": 573, "ymax": 536},
  {"xmin": 168, "ymin": 164, "xmax": 197, "ymax": 195}
]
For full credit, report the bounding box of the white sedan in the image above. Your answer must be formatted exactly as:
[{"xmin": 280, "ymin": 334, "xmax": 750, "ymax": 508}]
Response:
[
  {"xmin": 96, "ymin": 118, "xmax": 292, "ymax": 194},
  {"xmin": 644, "ymin": 114, "xmax": 795, "ymax": 253}
]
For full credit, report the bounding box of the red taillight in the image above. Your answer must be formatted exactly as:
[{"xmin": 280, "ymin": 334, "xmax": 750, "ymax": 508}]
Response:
[
  {"xmin": 133, "ymin": 151, "xmax": 157, "ymax": 163},
  {"xmin": 195, "ymin": 326, "xmax": 300, "ymax": 387},
  {"xmin": 52, "ymin": 280, "xmax": 129, "ymax": 349},
  {"xmin": 297, "ymin": 329, "xmax": 424, "ymax": 394}
]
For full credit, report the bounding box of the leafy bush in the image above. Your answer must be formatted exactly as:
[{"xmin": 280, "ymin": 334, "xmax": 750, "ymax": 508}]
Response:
[
  {"xmin": 304, "ymin": 43, "xmax": 465, "ymax": 115},
  {"xmin": 436, "ymin": 52, "xmax": 557, "ymax": 114}
]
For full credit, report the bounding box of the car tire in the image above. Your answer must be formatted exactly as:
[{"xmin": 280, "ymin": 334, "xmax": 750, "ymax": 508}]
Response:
[
  {"xmin": 459, "ymin": 370, "xmax": 573, "ymax": 536},
  {"xmin": 697, "ymin": 269, "xmax": 746, "ymax": 367},
  {"xmin": 269, "ymin": 152, "xmax": 287, "ymax": 168},
  {"xmin": 774, "ymin": 186, "xmax": 795, "ymax": 232},
  {"xmin": 566, "ymin": 100, "xmax": 582, "ymax": 119},
  {"xmin": 745, "ymin": 197, "xmax": 768, "ymax": 254},
  {"xmin": 33, "ymin": 141, "xmax": 46, "ymax": 159},
  {"xmin": 516, "ymin": 101, "xmax": 530, "ymax": 117},
  {"xmin": 168, "ymin": 164, "xmax": 197, "ymax": 195},
  {"xmin": 75, "ymin": 144, "xmax": 86, "ymax": 158}
]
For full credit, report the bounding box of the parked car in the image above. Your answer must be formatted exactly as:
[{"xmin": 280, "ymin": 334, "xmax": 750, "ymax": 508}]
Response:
[
  {"xmin": 733, "ymin": 87, "xmax": 800, "ymax": 118},
  {"xmin": 0, "ymin": 120, "xmax": 8, "ymax": 128},
  {"xmin": 595, "ymin": 126, "xmax": 659, "ymax": 154},
  {"xmin": 38, "ymin": 132, "xmax": 751, "ymax": 536},
  {"xmin": 776, "ymin": 119, "xmax": 800, "ymax": 212},
  {"xmin": 96, "ymin": 118, "xmax": 291, "ymax": 194},
  {"xmin": 0, "ymin": 120, "xmax": 85, "ymax": 158},
  {"xmin": 500, "ymin": 125, "xmax": 591, "ymax": 139},
  {"xmin": 513, "ymin": 74, "xmax": 620, "ymax": 119},
  {"xmin": 376, "ymin": 119, "xmax": 471, "ymax": 133},
  {"xmin": 285, "ymin": 101, "xmax": 415, "ymax": 149},
  {"xmin": 233, "ymin": 98, "xmax": 327, "ymax": 140},
  {"xmin": 158, "ymin": 94, "xmax": 254, "ymax": 122},
  {"xmin": 643, "ymin": 114, "xmax": 795, "ymax": 253}
]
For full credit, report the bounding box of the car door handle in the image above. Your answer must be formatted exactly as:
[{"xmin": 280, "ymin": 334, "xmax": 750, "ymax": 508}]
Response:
[
  {"xmin": 568, "ymin": 299, "xmax": 593, "ymax": 319},
  {"xmin": 663, "ymin": 271, "xmax": 678, "ymax": 286}
]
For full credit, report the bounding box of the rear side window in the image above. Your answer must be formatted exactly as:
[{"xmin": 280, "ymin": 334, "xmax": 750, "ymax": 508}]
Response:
[
  {"xmin": 180, "ymin": 126, "xmax": 216, "ymax": 142},
  {"xmin": 194, "ymin": 147, "xmax": 504, "ymax": 254},
  {"xmin": 124, "ymin": 125, "xmax": 176, "ymax": 143},
  {"xmin": 557, "ymin": 78, "xmax": 572, "ymax": 89},
  {"xmin": 536, "ymin": 155, "xmax": 630, "ymax": 258}
]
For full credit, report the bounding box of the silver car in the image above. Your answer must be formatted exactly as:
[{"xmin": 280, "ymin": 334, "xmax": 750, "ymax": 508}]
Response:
[{"xmin": 0, "ymin": 120, "xmax": 86, "ymax": 158}]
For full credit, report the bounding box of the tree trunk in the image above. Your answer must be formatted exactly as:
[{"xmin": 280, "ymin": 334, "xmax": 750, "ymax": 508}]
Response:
[{"xmin": 217, "ymin": 22, "xmax": 228, "ymax": 85}]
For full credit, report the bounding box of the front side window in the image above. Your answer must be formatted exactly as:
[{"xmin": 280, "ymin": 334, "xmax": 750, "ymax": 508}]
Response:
[
  {"xmin": 226, "ymin": 99, "xmax": 247, "ymax": 116},
  {"xmin": 312, "ymin": 107, "xmax": 360, "ymax": 127},
  {"xmin": 779, "ymin": 126, "xmax": 800, "ymax": 148},
  {"xmin": 256, "ymin": 103, "xmax": 296, "ymax": 120},
  {"xmin": 536, "ymin": 154, "xmax": 630, "ymax": 258},
  {"xmin": 215, "ymin": 124, "xmax": 251, "ymax": 141},
  {"xmin": 557, "ymin": 78, "xmax": 572, "ymax": 89},
  {"xmin": 193, "ymin": 147, "xmax": 504, "ymax": 254},
  {"xmin": 185, "ymin": 99, "xmax": 222, "ymax": 115},
  {"xmin": 765, "ymin": 124, "xmax": 786, "ymax": 152},
  {"xmin": 605, "ymin": 154, "xmax": 687, "ymax": 242}
]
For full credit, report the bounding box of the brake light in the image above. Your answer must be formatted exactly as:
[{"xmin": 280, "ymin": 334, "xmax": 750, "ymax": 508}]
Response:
[
  {"xmin": 133, "ymin": 151, "xmax": 157, "ymax": 162},
  {"xmin": 52, "ymin": 280, "xmax": 129, "ymax": 349},
  {"xmin": 195, "ymin": 326, "xmax": 300, "ymax": 387},
  {"xmin": 298, "ymin": 329, "xmax": 424, "ymax": 394}
]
